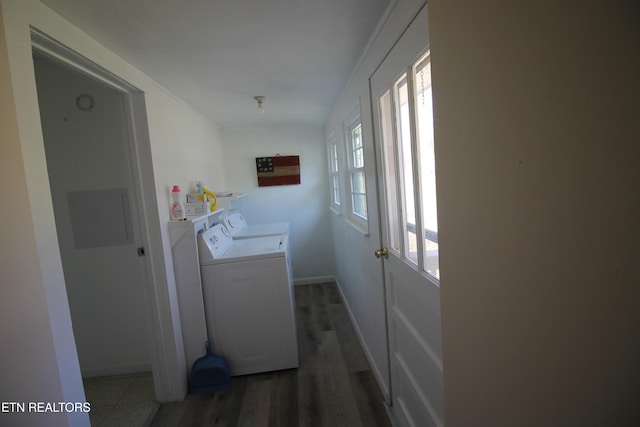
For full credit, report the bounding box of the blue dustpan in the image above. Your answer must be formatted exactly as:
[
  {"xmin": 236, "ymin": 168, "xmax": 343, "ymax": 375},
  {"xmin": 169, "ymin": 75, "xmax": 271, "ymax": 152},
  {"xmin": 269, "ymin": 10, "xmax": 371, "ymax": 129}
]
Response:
[{"xmin": 189, "ymin": 341, "xmax": 231, "ymax": 394}]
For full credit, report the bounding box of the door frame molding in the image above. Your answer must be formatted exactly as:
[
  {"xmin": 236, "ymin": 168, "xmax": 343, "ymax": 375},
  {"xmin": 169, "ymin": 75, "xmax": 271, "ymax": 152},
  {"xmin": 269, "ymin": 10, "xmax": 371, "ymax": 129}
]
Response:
[{"xmin": 30, "ymin": 27, "xmax": 187, "ymax": 401}]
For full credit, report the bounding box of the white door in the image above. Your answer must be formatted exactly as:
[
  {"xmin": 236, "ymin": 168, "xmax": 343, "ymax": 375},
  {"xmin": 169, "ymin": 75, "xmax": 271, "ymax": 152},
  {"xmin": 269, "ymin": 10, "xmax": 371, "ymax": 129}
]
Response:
[
  {"xmin": 370, "ymin": 5, "xmax": 443, "ymax": 427},
  {"xmin": 34, "ymin": 54, "xmax": 152, "ymax": 376}
]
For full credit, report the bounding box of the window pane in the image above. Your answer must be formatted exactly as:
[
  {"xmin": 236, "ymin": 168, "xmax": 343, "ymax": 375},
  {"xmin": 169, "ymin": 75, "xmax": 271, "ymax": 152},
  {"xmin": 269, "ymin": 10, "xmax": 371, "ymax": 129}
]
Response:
[
  {"xmin": 353, "ymin": 146, "xmax": 364, "ymax": 169},
  {"xmin": 352, "ymin": 124, "xmax": 363, "ymax": 149},
  {"xmin": 353, "ymin": 193, "xmax": 367, "ymax": 218},
  {"xmin": 351, "ymin": 171, "xmax": 365, "ymax": 193},
  {"xmin": 352, "ymin": 124, "xmax": 364, "ymax": 168},
  {"xmin": 330, "ymin": 144, "xmax": 338, "ymax": 172},
  {"xmin": 332, "ymin": 175, "xmax": 340, "ymax": 206},
  {"xmin": 396, "ymin": 75, "xmax": 418, "ymax": 265},
  {"xmin": 351, "ymin": 171, "xmax": 367, "ymax": 218},
  {"xmin": 345, "ymin": 112, "xmax": 367, "ymax": 226},
  {"xmin": 415, "ymin": 51, "xmax": 440, "ymax": 279},
  {"xmin": 379, "ymin": 90, "xmax": 401, "ymax": 253},
  {"xmin": 328, "ymin": 133, "xmax": 340, "ymax": 210}
]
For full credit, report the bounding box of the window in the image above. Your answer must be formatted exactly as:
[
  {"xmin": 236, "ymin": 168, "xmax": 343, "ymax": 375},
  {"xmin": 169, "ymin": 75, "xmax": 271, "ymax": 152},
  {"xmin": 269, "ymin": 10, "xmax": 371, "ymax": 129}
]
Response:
[
  {"xmin": 349, "ymin": 123, "xmax": 366, "ymax": 218},
  {"xmin": 414, "ymin": 51, "xmax": 439, "ymax": 279},
  {"xmin": 377, "ymin": 50, "xmax": 439, "ymax": 280},
  {"xmin": 345, "ymin": 107, "xmax": 368, "ymax": 232},
  {"xmin": 327, "ymin": 131, "xmax": 341, "ymax": 212}
]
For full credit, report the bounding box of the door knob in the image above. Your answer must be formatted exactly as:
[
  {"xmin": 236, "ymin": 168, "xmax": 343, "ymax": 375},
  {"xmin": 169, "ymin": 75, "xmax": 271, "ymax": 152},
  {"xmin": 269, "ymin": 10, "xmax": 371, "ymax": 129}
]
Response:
[{"xmin": 374, "ymin": 248, "xmax": 389, "ymax": 259}]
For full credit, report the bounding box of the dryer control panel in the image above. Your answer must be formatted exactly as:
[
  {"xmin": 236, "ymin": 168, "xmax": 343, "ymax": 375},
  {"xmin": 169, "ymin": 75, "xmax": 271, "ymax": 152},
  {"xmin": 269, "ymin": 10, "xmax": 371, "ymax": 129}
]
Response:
[{"xmin": 198, "ymin": 224, "xmax": 232, "ymax": 262}]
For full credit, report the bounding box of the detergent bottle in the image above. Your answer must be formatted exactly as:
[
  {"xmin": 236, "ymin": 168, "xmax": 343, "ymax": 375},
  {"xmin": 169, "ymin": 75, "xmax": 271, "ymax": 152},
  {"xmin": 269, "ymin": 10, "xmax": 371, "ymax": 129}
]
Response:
[
  {"xmin": 202, "ymin": 185, "xmax": 218, "ymax": 212},
  {"xmin": 170, "ymin": 185, "xmax": 185, "ymax": 220}
]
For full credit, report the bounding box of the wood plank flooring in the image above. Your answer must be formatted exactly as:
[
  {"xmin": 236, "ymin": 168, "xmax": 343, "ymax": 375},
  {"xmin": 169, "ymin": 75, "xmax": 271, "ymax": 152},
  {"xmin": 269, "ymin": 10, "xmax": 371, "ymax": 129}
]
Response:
[{"xmin": 150, "ymin": 282, "xmax": 392, "ymax": 427}]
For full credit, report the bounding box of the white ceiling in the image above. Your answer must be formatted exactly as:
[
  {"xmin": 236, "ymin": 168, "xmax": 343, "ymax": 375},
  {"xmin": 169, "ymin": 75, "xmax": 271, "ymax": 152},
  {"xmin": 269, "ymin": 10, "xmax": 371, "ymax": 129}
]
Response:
[{"xmin": 40, "ymin": 0, "xmax": 391, "ymax": 128}]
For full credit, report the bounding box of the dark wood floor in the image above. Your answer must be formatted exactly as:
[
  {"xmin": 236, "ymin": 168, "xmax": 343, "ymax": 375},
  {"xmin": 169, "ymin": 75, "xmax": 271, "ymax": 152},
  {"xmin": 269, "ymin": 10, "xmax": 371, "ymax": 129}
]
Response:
[{"xmin": 150, "ymin": 282, "xmax": 392, "ymax": 427}]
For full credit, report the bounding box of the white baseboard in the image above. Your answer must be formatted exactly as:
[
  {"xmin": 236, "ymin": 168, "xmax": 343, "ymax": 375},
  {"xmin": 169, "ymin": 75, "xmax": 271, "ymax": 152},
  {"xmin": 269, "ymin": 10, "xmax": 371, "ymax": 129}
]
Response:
[
  {"xmin": 333, "ymin": 277, "xmax": 391, "ymax": 404},
  {"xmin": 293, "ymin": 275, "xmax": 336, "ymax": 286},
  {"xmin": 293, "ymin": 275, "xmax": 392, "ymax": 403},
  {"xmin": 81, "ymin": 362, "xmax": 152, "ymax": 379}
]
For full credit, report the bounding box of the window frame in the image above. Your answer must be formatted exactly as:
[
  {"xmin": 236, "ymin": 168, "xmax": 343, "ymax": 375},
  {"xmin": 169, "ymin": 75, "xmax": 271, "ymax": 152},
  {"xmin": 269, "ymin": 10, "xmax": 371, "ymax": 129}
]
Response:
[
  {"xmin": 412, "ymin": 50, "xmax": 439, "ymax": 280},
  {"xmin": 343, "ymin": 105, "xmax": 369, "ymax": 233},
  {"xmin": 327, "ymin": 130, "xmax": 341, "ymax": 214}
]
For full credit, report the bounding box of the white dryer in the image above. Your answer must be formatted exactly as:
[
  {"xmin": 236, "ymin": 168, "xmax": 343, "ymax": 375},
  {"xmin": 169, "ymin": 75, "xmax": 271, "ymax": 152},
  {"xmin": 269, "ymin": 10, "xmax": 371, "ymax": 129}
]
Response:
[
  {"xmin": 220, "ymin": 211, "xmax": 289, "ymax": 239},
  {"xmin": 198, "ymin": 224, "xmax": 298, "ymax": 376}
]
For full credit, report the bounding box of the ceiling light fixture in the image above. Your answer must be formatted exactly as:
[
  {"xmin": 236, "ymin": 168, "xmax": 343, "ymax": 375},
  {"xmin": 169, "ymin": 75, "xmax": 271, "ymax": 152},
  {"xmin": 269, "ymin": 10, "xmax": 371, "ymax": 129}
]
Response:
[{"xmin": 254, "ymin": 96, "xmax": 265, "ymax": 114}]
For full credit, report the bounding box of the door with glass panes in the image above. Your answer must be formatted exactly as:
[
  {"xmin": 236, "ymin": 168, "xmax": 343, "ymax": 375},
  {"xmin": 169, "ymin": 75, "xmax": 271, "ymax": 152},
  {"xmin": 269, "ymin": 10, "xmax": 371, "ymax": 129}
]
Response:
[{"xmin": 371, "ymin": 5, "xmax": 443, "ymax": 427}]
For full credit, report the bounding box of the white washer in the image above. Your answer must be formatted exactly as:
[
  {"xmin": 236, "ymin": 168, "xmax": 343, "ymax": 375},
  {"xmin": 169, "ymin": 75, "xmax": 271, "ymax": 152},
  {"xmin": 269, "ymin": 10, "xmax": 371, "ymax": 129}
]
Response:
[
  {"xmin": 198, "ymin": 224, "xmax": 298, "ymax": 376},
  {"xmin": 221, "ymin": 211, "xmax": 289, "ymax": 239}
]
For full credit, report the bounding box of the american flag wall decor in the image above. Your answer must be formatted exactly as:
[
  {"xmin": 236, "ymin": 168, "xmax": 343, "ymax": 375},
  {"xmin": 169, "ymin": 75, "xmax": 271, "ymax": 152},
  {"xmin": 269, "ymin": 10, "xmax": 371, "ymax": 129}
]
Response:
[{"xmin": 255, "ymin": 155, "xmax": 301, "ymax": 187}]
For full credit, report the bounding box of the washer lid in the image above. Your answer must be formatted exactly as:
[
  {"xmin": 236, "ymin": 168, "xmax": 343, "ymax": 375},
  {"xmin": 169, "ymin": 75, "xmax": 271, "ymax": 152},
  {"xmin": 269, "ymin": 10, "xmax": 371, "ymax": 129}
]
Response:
[
  {"xmin": 199, "ymin": 224, "xmax": 286, "ymax": 264},
  {"xmin": 221, "ymin": 211, "xmax": 289, "ymax": 239},
  {"xmin": 231, "ymin": 222, "xmax": 289, "ymax": 239},
  {"xmin": 222, "ymin": 235, "xmax": 284, "ymax": 259}
]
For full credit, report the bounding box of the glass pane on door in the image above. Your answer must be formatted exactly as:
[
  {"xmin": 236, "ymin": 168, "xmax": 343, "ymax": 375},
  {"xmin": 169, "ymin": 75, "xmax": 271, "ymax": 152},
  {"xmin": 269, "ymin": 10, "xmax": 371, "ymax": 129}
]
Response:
[
  {"xmin": 378, "ymin": 90, "xmax": 401, "ymax": 253},
  {"xmin": 395, "ymin": 74, "xmax": 418, "ymax": 265},
  {"xmin": 377, "ymin": 58, "xmax": 439, "ymax": 277},
  {"xmin": 414, "ymin": 51, "xmax": 440, "ymax": 279}
]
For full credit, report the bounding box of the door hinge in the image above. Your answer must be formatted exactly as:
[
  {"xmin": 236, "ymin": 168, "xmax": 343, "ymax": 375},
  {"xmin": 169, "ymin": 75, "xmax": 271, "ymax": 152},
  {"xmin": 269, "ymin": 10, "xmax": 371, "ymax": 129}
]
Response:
[{"xmin": 137, "ymin": 247, "xmax": 146, "ymax": 257}]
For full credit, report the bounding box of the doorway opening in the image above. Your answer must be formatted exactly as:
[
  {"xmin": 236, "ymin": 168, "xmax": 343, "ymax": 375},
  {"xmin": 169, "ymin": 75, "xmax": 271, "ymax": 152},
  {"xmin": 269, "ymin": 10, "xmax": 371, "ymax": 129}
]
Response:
[{"xmin": 29, "ymin": 27, "xmax": 181, "ymax": 413}]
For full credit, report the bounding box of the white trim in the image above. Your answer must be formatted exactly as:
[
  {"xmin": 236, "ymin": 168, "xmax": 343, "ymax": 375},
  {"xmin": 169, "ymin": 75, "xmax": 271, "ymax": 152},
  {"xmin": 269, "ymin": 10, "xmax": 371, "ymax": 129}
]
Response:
[
  {"xmin": 334, "ymin": 277, "xmax": 390, "ymax": 403},
  {"xmin": 81, "ymin": 362, "xmax": 152, "ymax": 379},
  {"xmin": 333, "ymin": 0, "xmax": 399, "ymax": 114},
  {"xmin": 293, "ymin": 275, "xmax": 337, "ymax": 286},
  {"xmin": 31, "ymin": 27, "xmax": 133, "ymax": 93},
  {"xmin": 343, "ymin": 103, "xmax": 370, "ymax": 233},
  {"xmin": 30, "ymin": 29, "xmax": 188, "ymax": 402},
  {"xmin": 326, "ymin": 129, "xmax": 342, "ymax": 212},
  {"xmin": 345, "ymin": 215, "xmax": 370, "ymax": 236}
]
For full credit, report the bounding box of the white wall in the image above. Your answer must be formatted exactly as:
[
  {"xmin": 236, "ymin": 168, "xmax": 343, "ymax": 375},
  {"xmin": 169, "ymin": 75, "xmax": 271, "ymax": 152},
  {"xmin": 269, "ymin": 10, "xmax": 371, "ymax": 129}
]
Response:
[
  {"xmin": 221, "ymin": 126, "xmax": 334, "ymax": 281},
  {"xmin": 429, "ymin": 0, "xmax": 640, "ymax": 425},
  {"xmin": 0, "ymin": 0, "xmax": 229, "ymax": 421}
]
